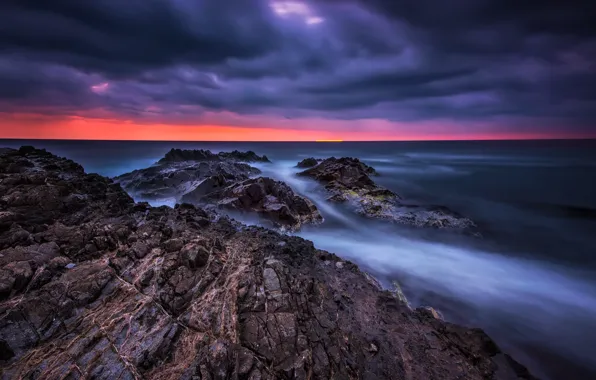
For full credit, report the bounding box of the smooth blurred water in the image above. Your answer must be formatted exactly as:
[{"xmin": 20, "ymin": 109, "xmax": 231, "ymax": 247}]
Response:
[{"xmin": 2, "ymin": 139, "xmax": 596, "ymax": 379}]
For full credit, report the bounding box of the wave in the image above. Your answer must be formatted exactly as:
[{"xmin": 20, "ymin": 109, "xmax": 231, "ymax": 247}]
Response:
[
  {"xmin": 262, "ymin": 159, "xmax": 596, "ymax": 378},
  {"xmin": 107, "ymin": 149, "xmax": 596, "ymax": 379}
]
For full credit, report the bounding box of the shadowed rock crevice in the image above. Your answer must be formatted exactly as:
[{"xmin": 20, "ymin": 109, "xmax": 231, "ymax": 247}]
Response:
[{"xmin": 0, "ymin": 147, "xmax": 533, "ymax": 379}]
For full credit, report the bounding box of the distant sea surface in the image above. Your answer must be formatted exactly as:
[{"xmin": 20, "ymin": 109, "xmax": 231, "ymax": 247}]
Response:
[{"xmin": 2, "ymin": 139, "xmax": 596, "ymax": 380}]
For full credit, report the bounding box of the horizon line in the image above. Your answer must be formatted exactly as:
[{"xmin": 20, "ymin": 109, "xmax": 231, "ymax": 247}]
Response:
[{"xmin": 1, "ymin": 137, "xmax": 595, "ymax": 143}]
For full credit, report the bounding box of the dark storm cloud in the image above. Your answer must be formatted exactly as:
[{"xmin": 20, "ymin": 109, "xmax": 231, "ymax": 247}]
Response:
[
  {"xmin": 0, "ymin": 56, "xmax": 102, "ymax": 113},
  {"xmin": 0, "ymin": 0, "xmax": 595, "ymax": 131},
  {"xmin": 360, "ymin": 0, "xmax": 596, "ymax": 37},
  {"xmin": 0, "ymin": 0, "xmax": 281, "ymax": 76}
]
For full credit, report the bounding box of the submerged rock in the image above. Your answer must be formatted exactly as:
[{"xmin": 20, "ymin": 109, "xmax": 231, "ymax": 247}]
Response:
[
  {"xmin": 184, "ymin": 176, "xmax": 323, "ymax": 231},
  {"xmin": 299, "ymin": 157, "xmax": 478, "ymax": 233},
  {"xmin": 0, "ymin": 146, "xmax": 532, "ymax": 379}
]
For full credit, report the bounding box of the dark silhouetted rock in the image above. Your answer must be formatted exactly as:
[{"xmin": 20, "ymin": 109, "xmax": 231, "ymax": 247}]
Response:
[
  {"xmin": 299, "ymin": 157, "xmax": 478, "ymax": 234},
  {"xmin": 296, "ymin": 157, "xmax": 320, "ymax": 168},
  {"xmin": 0, "ymin": 147, "xmax": 532, "ymax": 379},
  {"xmin": 158, "ymin": 148, "xmax": 270, "ymax": 164}
]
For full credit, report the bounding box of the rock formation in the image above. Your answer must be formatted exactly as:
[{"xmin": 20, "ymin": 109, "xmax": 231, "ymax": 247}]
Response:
[
  {"xmin": 116, "ymin": 150, "xmax": 321, "ymax": 231},
  {"xmin": 184, "ymin": 177, "xmax": 323, "ymax": 231},
  {"xmin": 158, "ymin": 148, "xmax": 270, "ymax": 164},
  {"xmin": 296, "ymin": 157, "xmax": 320, "ymax": 168},
  {"xmin": 114, "ymin": 160, "xmax": 260, "ymax": 200},
  {"xmin": 0, "ymin": 147, "xmax": 532, "ymax": 379},
  {"xmin": 298, "ymin": 157, "xmax": 478, "ymax": 233}
]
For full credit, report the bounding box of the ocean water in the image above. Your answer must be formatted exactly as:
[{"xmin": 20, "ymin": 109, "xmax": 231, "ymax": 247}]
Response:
[{"xmin": 2, "ymin": 139, "xmax": 596, "ymax": 379}]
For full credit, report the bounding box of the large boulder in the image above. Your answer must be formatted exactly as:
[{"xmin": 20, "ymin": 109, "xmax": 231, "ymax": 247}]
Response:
[
  {"xmin": 299, "ymin": 157, "xmax": 478, "ymax": 234},
  {"xmin": 0, "ymin": 146, "xmax": 534, "ymax": 380},
  {"xmin": 184, "ymin": 176, "xmax": 323, "ymax": 231}
]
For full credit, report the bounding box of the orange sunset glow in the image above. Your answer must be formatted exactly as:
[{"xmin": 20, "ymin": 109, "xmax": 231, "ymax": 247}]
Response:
[{"xmin": 2, "ymin": 113, "xmax": 593, "ymax": 142}]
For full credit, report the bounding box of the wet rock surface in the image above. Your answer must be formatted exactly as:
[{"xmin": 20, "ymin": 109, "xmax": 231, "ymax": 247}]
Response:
[
  {"xmin": 114, "ymin": 155, "xmax": 261, "ymax": 200},
  {"xmin": 116, "ymin": 150, "xmax": 321, "ymax": 231},
  {"xmin": 184, "ymin": 176, "xmax": 323, "ymax": 231},
  {"xmin": 0, "ymin": 147, "xmax": 533, "ymax": 379},
  {"xmin": 298, "ymin": 157, "xmax": 478, "ymax": 233}
]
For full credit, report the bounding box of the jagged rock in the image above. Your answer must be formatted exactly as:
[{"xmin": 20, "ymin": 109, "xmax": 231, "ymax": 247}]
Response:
[
  {"xmin": 296, "ymin": 157, "xmax": 320, "ymax": 168},
  {"xmin": 180, "ymin": 243, "xmax": 210, "ymax": 269},
  {"xmin": 178, "ymin": 174, "xmax": 230, "ymax": 204},
  {"xmin": 158, "ymin": 148, "xmax": 270, "ymax": 164},
  {"xmin": 299, "ymin": 157, "xmax": 478, "ymax": 234},
  {"xmin": 299, "ymin": 157, "xmax": 377, "ymax": 181},
  {"xmin": 114, "ymin": 149, "xmax": 271, "ymax": 203},
  {"xmin": 117, "ymin": 150, "xmax": 321, "ymax": 231},
  {"xmin": 0, "ymin": 147, "xmax": 533, "ymax": 379},
  {"xmin": 190, "ymin": 177, "xmax": 323, "ymax": 231},
  {"xmin": 114, "ymin": 160, "xmax": 260, "ymax": 200}
]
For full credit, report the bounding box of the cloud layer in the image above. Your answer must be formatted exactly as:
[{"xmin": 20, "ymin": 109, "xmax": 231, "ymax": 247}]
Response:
[{"xmin": 1, "ymin": 0, "xmax": 595, "ymax": 138}]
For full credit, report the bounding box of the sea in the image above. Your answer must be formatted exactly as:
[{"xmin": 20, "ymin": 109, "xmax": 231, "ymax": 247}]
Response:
[{"xmin": 2, "ymin": 139, "xmax": 595, "ymax": 380}]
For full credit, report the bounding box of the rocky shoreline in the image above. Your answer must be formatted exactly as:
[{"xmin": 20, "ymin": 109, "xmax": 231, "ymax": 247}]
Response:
[{"xmin": 0, "ymin": 147, "xmax": 534, "ymax": 379}]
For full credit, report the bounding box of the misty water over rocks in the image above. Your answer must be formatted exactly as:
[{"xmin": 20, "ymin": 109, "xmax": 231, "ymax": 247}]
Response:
[{"xmin": 2, "ymin": 139, "xmax": 595, "ymax": 380}]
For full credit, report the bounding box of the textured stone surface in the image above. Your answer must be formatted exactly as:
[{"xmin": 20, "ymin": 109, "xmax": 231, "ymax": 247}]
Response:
[
  {"xmin": 299, "ymin": 157, "xmax": 478, "ymax": 234},
  {"xmin": 186, "ymin": 176, "xmax": 323, "ymax": 231},
  {"xmin": 0, "ymin": 147, "xmax": 533, "ymax": 379},
  {"xmin": 114, "ymin": 160, "xmax": 260, "ymax": 200}
]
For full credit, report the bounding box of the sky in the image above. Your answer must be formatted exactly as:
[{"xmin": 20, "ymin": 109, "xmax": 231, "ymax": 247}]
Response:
[{"xmin": 1, "ymin": 0, "xmax": 595, "ymax": 141}]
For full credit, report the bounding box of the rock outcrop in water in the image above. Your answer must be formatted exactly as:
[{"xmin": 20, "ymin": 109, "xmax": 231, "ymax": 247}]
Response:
[
  {"xmin": 296, "ymin": 157, "xmax": 321, "ymax": 168},
  {"xmin": 298, "ymin": 157, "xmax": 478, "ymax": 233},
  {"xmin": 184, "ymin": 176, "xmax": 323, "ymax": 231},
  {"xmin": 116, "ymin": 150, "xmax": 321, "ymax": 231},
  {"xmin": 115, "ymin": 161, "xmax": 260, "ymax": 200},
  {"xmin": 0, "ymin": 146, "xmax": 533, "ymax": 379},
  {"xmin": 159, "ymin": 148, "xmax": 270, "ymax": 164}
]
